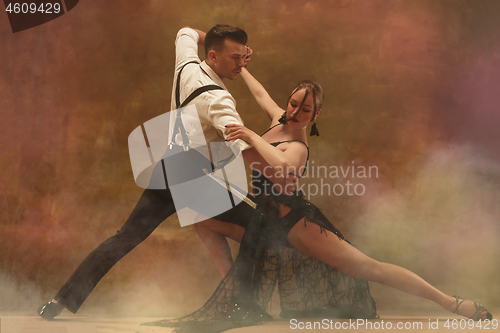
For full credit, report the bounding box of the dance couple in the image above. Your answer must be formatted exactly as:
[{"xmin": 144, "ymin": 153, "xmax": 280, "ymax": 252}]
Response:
[{"xmin": 37, "ymin": 24, "xmax": 492, "ymax": 332}]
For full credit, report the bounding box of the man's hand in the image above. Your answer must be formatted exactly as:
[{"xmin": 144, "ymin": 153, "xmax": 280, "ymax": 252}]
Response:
[
  {"xmin": 189, "ymin": 28, "xmax": 206, "ymax": 46},
  {"xmin": 244, "ymin": 46, "xmax": 253, "ymax": 68}
]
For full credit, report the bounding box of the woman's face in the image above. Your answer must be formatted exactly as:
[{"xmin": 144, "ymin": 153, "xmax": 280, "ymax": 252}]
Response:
[{"xmin": 286, "ymin": 88, "xmax": 317, "ymax": 128}]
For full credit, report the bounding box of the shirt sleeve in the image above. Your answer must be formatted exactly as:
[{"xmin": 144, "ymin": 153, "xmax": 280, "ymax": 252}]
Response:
[
  {"xmin": 175, "ymin": 28, "xmax": 201, "ymax": 71},
  {"xmin": 209, "ymin": 94, "xmax": 252, "ymax": 151}
]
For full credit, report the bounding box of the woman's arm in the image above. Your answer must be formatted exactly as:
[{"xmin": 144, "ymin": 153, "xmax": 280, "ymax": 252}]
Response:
[
  {"xmin": 240, "ymin": 68, "xmax": 284, "ymax": 121},
  {"xmin": 226, "ymin": 124, "xmax": 307, "ymax": 179}
]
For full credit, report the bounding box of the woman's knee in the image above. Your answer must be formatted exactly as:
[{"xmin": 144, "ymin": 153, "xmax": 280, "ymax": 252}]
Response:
[
  {"xmin": 347, "ymin": 259, "xmax": 384, "ymax": 282},
  {"xmin": 194, "ymin": 220, "xmax": 211, "ymax": 237},
  {"xmin": 287, "ymin": 220, "xmax": 319, "ymax": 250},
  {"xmin": 194, "ymin": 219, "xmax": 225, "ymax": 238}
]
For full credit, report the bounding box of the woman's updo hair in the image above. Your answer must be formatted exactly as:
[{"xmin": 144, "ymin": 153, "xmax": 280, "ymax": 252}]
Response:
[{"xmin": 287, "ymin": 80, "xmax": 324, "ymax": 113}]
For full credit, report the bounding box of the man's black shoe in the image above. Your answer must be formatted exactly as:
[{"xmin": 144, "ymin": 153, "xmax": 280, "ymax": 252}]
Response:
[{"xmin": 37, "ymin": 301, "xmax": 62, "ymax": 320}]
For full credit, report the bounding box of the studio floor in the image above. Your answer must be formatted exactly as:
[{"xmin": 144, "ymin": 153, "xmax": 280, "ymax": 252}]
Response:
[{"xmin": 2, "ymin": 311, "xmax": 498, "ymax": 333}]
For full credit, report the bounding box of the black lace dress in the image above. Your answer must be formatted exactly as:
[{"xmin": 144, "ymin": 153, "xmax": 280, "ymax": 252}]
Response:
[{"xmin": 143, "ymin": 141, "xmax": 377, "ymax": 333}]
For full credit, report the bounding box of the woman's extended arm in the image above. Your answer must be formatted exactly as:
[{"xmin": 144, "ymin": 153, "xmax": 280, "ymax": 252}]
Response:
[{"xmin": 240, "ymin": 68, "xmax": 283, "ymax": 121}]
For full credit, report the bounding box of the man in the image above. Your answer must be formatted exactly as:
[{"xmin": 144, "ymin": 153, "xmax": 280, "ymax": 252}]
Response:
[{"xmin": 37, "ymin": 24, "xmax": 256, "ymax": 320}]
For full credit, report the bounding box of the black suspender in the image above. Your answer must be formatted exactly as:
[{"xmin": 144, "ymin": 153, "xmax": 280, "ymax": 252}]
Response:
[
  {"xmin": 170, "ymin": 61, "xmax": 224, "ymax": 149},
  {"xmin": 162, "ymin": 61, "xmax": 245, "ymax": 209}
]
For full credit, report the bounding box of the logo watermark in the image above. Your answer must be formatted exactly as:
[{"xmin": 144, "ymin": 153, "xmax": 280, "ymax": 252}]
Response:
[
  {"xmin": 4, "ymin": 0, "xmax": 79, "ymax": 33},
  {"xmin": 289, "ymin": 318, "xmax": 498, "ymax": 330},
  {"xmin": 250, "ymin": 161, "xmax": 379, "ymax": 199},
  {"xmin": 128, "ymin": 105, "xmax": 249, "ymax": 227}
]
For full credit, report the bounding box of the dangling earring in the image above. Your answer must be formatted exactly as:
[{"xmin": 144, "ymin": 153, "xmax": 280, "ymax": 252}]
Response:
[
  {"xmin": 310, "ymin": 122, "xmax": 319, "ymax": 136},
  {"xmin": 278, "ymin": 111, "xmax": 287, "ymax": 124}
]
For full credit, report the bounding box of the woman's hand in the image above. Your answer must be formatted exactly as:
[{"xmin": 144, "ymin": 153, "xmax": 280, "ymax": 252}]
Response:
[
  {"xmin": 225, "ymin": 124, "xmax": 258, "ymax": 144},
  {"xmin": 244, "ymin": 46, "xmax": 253, "ymax": 68}
]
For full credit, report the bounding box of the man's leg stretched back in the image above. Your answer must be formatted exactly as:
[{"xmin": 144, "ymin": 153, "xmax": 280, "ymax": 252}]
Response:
[{"xmin": 49, "ymin": 189, "xmax": 177, "ymax": 315}]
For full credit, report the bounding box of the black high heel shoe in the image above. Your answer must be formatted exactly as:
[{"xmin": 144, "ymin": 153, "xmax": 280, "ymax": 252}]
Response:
[{"xmin": 453, "ymin": 295, "xmax": 493, "ymax": 321}]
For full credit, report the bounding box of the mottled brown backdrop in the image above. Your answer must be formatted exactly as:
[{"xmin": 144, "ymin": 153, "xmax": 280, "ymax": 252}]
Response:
[{"xmin": 1, "ymin": 0, "xmax": 499, "ymax": 317}]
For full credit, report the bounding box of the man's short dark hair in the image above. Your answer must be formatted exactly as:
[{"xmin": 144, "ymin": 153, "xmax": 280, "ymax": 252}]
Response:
[{"xmin": 205, "ymin": 24, "xmax": 247, "ymax": 56}]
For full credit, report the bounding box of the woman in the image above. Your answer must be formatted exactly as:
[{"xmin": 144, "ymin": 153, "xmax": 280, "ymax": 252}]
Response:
[{"xmin": 147, "ymin": 68, "xmax": 492, "ymax": 332}]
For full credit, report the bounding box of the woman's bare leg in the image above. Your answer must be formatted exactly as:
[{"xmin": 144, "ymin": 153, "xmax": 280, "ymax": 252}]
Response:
[
  {"xmin": 194, "ymin": 216, "xmax": 245, "ymax": 277},
  {"xmin": 287, "ymin": 220, "xmax": 489, "ymax": 320}
]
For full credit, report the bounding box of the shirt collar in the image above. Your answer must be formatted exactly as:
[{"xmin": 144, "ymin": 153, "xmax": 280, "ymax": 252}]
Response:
[{"xmin": 200, "ymin": 61, "xmax": 227, "ymax": 90}]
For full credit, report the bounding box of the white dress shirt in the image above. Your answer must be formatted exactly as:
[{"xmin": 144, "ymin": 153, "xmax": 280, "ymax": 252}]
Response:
[{"xmin": 169, "ymin": 28, "xmax": 250, "ymax": 166}]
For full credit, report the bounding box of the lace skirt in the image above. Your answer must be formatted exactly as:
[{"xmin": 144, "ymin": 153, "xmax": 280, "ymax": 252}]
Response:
[{"xmin": 144, "ymin": 191, "xmax": 377, "ymax": 333}]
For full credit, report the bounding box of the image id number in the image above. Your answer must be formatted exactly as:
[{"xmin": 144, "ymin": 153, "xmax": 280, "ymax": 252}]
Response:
[{"xmin": 6, "ymin": 2, "xmax": 61, "ymax": 14}]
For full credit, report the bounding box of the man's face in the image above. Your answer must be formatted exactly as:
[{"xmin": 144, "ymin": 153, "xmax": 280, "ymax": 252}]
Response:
[{"xmin": 211, "ymin": 38, "xmax": 247, "ymax": 80}]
